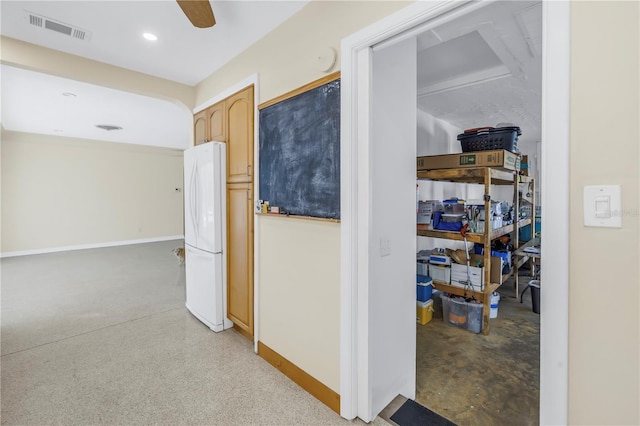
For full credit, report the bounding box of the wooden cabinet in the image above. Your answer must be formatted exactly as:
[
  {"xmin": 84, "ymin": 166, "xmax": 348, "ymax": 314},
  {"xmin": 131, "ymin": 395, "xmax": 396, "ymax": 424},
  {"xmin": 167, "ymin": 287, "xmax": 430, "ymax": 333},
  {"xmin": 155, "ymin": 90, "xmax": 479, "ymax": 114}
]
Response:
[
  {"xmin": 194, "ymin": 109, "xmax": 208, "ymax": 146},
  {"xmin": 192, "ymin": 85, "xmax": 255, "ymax": 340},
  {"xmin": 207, "ymin": 101, "xmax": 226, "ymax": 142},
  {"xmin": 416, "ymin": 167, "xmax": 534, "ymax": 334},
  {"xmin": 226, "ymin": 86, "xmax": 254, "ymax": 183},
  {"xmin": 226, "ymin": 183, "xmax": 254, "ymax": 339},
  {"xmin": 194, "ymin": 101, "xmax": 226, "ymax": 146}
]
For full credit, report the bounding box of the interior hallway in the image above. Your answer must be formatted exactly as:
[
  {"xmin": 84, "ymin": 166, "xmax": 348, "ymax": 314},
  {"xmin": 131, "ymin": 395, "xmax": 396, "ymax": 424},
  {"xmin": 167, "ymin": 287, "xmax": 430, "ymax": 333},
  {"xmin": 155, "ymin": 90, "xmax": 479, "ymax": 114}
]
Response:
[{"xmin": 0, "ymin": 240, "xmax": 385, "ymax": 425}]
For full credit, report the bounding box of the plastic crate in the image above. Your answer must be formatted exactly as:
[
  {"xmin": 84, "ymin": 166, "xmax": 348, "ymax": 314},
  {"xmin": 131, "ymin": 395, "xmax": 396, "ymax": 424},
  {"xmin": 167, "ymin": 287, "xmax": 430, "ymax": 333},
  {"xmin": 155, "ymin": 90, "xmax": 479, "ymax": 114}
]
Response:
[
  {"xmin": 441, "ymin": 294, "xmax": 484, "ymax": 334},
  {"xmin": 457, "ymin": 126, "xmax": 521, "ymax": 153}
]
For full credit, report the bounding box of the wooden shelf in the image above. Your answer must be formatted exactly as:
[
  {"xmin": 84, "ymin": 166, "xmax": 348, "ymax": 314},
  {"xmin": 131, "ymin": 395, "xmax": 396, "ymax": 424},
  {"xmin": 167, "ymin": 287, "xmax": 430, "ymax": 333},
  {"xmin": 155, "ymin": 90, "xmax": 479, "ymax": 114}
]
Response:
[
  {"xmin": 432, "ymin": 280, "xmax": 504, "ymax": 300},
  {"xmin": 432, "ymin": 281, "xmax": 483, "ymax": 300},
  {"xmin": 489, "ymin": 282, "xmax": 503, "ymax": 294},
  {"xmin": 416, "ymin": 218, "xmax": 531, "ymax": 243},
  {"xmin": 518, "ymin": 175, "xmax": 534, "ymax": 184},
  {"xmin": 416, "ymin": 227, "xmax": 484, "ymax": 243},
  {"xmin": 417, "ymin": 164, "xmax": 535, "ymax": 334}
]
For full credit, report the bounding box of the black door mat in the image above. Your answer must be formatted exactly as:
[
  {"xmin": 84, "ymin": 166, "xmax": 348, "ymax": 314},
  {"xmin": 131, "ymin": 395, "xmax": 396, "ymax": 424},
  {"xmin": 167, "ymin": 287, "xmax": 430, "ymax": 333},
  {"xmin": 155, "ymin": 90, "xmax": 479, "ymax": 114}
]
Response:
[{"xmin": 390, "ymin": 399, "xmax": 457, "ymax": 426}]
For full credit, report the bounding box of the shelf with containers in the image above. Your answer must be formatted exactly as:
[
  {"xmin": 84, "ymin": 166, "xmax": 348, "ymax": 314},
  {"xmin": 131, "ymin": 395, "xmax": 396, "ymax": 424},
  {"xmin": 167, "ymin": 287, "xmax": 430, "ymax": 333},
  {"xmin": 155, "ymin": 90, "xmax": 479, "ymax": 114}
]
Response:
[{"xmin": 416, "ymin": 166, "xmax": 535, "ymax": 334}]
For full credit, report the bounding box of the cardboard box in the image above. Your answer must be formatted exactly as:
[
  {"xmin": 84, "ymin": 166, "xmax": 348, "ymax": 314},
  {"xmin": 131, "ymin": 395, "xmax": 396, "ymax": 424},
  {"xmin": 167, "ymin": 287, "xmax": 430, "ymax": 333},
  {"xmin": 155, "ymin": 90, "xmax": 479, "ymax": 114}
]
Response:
[
  {"xmin": 520, "ymin": 154, "xmax": 529, "ymax": 176},
  {"xmin": 417, "ymin": 150, "xmax": 520, "ymax": 172},
  {"xmin": 429, "ymin": 264, "xmax": 451, "ymax": 284},
  {"xmin": 450, "ymin": 254, "xmax": 504, "ymax": 291},
  {"xmin": 417, "ymin": 212, "xmax": 432, "ymax": 225}
]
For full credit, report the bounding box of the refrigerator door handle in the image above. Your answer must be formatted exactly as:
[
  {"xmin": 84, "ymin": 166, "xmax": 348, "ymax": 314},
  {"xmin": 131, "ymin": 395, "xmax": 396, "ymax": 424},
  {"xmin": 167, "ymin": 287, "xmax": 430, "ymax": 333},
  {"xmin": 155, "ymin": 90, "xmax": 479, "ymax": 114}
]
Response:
[{"xmin": 190, "ymin": 160, "xmax": 199, "ymax": 237}]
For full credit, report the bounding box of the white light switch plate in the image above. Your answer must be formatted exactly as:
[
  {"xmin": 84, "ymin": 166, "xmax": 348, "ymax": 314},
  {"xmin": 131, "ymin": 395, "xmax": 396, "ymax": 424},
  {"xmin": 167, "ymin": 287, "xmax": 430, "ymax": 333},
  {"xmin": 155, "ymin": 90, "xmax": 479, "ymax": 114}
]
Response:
[
  {"xmin": 583, "ymin": 185, "xmax": 622, "ymax": 228},
  {"xmin": 380, "ymin": 237, "xmax": 391, "ymax": 257}
]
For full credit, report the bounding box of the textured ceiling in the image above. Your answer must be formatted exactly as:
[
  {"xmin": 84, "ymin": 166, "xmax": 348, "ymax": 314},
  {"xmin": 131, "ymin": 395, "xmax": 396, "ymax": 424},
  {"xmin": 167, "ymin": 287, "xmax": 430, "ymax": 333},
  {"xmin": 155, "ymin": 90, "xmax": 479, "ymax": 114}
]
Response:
[{"xmin": 416, "ymin": 1, "xmax": 542, "ymax": 150}]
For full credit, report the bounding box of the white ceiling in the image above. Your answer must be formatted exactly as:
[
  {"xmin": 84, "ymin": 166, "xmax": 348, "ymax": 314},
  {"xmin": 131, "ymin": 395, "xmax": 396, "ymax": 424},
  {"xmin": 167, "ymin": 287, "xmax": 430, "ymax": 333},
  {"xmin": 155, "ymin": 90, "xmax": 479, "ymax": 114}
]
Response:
[
  {"xmin": 0, "ymin": 1, "xmax": 309, "ymax": 85},
  {"xmin": 0, "ymin": 0, "xmax": 541, "ymax": 151},
  {"xmin": 1, "ymin": 64, "xmax": 193, "ymax": 149},
  {"xmin": 0, "ymin": 0, "xmax": 310, "ymax": 149}
]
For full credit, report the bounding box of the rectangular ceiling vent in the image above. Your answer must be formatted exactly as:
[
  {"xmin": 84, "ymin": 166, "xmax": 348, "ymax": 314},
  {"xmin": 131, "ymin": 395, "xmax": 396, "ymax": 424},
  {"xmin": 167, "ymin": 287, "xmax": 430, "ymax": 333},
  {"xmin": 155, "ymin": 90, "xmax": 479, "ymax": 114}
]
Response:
[{"xmin": 25, "ymin": 11, "xmax": 91, "ymax": 41}]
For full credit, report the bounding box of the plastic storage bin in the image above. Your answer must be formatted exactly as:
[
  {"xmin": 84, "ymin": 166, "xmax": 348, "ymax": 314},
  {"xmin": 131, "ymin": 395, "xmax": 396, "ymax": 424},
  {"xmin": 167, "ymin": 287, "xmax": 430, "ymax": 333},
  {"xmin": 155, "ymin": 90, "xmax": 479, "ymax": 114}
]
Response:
[
  {"xmin": 466, "ymin": 301, "xmax": 483, "ymax": 333},
  {"xmin": 416, "ymin": 262, "xmax": 429, "ymax": 276},
  {"xmin": 417, "ymin": 299, "xmax": 434, "ymax": 325},
  {"xmin": 441, "ymin": 294, "xmax": 484, "ymax": 334},
  {"xmin": 457, "ymin": 126, "xmax": 521, "ymax": 153},
  {"xmin": 519, "ymin": 217, "xmax": 542, "ymax": 242}
]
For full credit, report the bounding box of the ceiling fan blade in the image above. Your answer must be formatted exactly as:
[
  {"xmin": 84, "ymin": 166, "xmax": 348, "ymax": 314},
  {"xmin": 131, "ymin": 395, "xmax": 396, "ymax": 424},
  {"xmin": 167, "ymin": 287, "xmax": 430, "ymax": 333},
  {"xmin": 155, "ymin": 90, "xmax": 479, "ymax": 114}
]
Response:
[{"xmin": 176, "ymin": 0, "xmax": 216, "ymax": 28}]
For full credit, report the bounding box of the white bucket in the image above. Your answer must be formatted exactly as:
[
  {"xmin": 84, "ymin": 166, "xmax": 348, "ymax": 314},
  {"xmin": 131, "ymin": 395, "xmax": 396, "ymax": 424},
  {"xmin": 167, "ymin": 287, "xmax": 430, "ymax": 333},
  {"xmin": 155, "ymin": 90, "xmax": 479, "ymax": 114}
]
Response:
[{"xmin": 490, "ymin": 292, "xmax": 500, "ymax": 318}]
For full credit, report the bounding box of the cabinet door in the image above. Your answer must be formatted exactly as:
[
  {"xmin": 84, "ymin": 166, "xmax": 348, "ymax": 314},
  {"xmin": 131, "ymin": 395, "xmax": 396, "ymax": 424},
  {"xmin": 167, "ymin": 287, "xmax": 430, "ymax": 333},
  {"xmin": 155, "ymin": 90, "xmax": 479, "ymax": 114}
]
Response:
[
  {"xmin": 227, "ymin": 182, "xmax": 254, "ymax": 339},
  {"xmin": 207, "ymin": 101, "xmax": 226, "ymax": 142},
  {"xmin": 194, "ymin": 109, "xmax": 208, "ymax": 145},
  {"xmin": 226, "ymin": 86, "xmax": 254, "ymax": 183}
]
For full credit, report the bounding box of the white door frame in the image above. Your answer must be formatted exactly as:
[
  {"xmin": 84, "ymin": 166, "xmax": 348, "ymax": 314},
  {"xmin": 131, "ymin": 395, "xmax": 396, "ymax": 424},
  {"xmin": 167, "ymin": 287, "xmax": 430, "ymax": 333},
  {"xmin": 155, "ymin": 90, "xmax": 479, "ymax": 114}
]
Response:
[{"xmin": 339, "ymin": 1, "xmax": 570, "ymax": 423}]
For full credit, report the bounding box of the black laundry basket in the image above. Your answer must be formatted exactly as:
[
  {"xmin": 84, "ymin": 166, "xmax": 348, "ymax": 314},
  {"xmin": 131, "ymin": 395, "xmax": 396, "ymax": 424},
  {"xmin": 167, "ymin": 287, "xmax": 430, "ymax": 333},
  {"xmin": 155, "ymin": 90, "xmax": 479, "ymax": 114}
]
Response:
[{"xmin": 457, "ymin": 126, "xmax": 521, "ymax": 153}]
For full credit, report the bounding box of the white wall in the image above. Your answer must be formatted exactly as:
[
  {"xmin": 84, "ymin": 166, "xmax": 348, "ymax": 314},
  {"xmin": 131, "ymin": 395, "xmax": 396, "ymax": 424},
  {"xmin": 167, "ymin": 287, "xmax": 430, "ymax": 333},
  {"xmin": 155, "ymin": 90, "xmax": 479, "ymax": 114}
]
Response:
[
  {"xmin": 258, "ymin": 216, "xmax": 340, "ymax": 390},
  {"xmin": 194, "ymin": 0, "xmax": 410, "ymax": 394},
  {"xmin": 1, "ymin": 131, "xmax": 184, "ymax": 255},
  {"xmin": 568, "ymin": 2, "xmax": 639, "ymax": 424},
  {"xmin": 416, "ymin": 108, "xmax": 460, "ymax": 156}
]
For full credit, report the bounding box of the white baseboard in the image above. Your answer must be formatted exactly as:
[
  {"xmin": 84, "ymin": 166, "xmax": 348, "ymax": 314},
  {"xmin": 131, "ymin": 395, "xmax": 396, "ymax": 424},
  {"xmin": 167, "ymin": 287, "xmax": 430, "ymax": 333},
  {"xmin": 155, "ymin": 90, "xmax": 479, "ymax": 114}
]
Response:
[{"xmin": 0, "ymin": 235, "xmax": 185, "ymax": 258}]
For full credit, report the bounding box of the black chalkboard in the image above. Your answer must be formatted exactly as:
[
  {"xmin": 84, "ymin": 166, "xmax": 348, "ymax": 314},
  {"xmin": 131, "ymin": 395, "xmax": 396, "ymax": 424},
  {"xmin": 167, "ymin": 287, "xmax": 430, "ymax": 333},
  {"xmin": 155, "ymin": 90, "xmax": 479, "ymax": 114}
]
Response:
[{"xmin": 259, "ymin": 77, "xmax": 340, "ymax": 220}]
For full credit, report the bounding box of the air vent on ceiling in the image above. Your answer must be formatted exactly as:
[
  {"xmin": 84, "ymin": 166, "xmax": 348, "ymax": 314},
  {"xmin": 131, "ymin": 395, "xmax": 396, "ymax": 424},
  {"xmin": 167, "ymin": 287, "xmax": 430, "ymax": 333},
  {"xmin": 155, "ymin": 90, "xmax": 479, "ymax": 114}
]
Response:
[
  {"xmin": 25, "ymin": 11, "xmax": 91, "ymax": 41},
  {"xmin": 95, "ymin": 125, "xmax": 123, "ymax": 131}
]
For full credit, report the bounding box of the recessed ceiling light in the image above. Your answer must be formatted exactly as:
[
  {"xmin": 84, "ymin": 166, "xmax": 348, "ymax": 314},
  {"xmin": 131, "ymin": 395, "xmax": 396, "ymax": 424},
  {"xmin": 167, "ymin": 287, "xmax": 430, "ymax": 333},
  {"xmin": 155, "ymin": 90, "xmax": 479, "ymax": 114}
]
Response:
[
  {"xmin": 95, "ymin": 124, "xmax": 123, "ymax": 131},
  {"xmin": 143, "ymin": 32, "xmax": 158, "ymax": 41},
  {"xmin": 62, "ymin": 92, "xmax": 77, "ymax": 97}
]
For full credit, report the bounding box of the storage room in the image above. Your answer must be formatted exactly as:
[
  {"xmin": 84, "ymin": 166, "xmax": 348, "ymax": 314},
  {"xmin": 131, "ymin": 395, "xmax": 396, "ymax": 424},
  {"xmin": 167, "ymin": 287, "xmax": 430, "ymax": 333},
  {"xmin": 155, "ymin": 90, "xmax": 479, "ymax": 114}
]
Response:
[{"xmin": 409, "ymin": 2, "xmax": 542, "ymax": 425}]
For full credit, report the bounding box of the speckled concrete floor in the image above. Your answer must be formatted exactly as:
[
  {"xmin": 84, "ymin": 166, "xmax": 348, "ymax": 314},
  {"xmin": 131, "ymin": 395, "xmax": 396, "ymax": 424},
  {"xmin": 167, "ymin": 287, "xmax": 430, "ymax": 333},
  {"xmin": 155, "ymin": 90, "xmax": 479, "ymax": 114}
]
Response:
[
  {"xmin": 1, "ymin": 241, "xmax": 388, "ymax": 426},
  {"xmin": 415, "ymin": 275, "xmax": 540, "ymax": 426}
]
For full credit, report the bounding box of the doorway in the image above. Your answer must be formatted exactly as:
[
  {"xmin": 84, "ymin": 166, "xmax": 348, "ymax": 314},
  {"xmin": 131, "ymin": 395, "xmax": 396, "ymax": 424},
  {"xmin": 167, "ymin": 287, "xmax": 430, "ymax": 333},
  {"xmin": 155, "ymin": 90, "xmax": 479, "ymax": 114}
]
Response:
[
  {"xmin": 411, "ymin": 2, "xmax": 543, "ymax": 424},
  {"xmin": 340, "ymin": 1, "xmax": 570, "ymax": 423}
]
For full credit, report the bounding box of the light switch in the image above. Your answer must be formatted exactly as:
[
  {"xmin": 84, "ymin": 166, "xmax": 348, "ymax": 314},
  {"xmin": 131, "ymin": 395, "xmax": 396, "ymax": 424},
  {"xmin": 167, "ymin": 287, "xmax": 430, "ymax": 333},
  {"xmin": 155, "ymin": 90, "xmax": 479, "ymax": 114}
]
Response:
[
  {"xmin": 584, "ymin": 185, "xmax": 622, "ymax": 228},
  {"xmin": 594, "ymin": 196, "xmax": 610, "ymax": 218},
  {"xmin": 380, "ymin": 237, "xmax": 391, "ymax": 257}
]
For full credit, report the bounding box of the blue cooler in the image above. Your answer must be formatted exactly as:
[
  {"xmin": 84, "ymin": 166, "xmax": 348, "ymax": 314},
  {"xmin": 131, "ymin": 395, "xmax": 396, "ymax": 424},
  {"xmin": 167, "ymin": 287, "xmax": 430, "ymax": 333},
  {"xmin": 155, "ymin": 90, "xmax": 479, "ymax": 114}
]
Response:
[{"xmin": 417, "ymin": 274, "xmax": 433, "ymax": 302}]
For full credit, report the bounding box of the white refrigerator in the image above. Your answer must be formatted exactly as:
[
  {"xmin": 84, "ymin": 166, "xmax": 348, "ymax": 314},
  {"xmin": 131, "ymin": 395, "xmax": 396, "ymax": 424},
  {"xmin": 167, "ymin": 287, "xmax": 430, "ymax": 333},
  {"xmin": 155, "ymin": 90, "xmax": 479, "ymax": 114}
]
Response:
[{"xmin": 183, "ymin": 142, "xmax": 233, "ymax": 332}]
